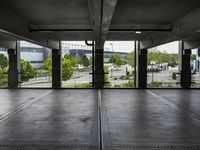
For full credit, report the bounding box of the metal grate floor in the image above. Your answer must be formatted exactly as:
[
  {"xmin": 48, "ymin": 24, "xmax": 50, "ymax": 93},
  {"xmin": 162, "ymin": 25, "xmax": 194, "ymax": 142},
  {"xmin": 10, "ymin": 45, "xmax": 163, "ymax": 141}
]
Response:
[{"xmin": 1, "ymin": 89, "xmax": 200, "ymax": 149}]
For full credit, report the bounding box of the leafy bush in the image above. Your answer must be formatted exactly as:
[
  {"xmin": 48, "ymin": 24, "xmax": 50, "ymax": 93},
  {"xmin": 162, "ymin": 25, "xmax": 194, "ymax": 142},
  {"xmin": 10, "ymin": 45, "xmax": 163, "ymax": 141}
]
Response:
[
  {"xmin": 0, "ymin": 67, "xmax": 8, "ymax": 86},
  {"xmin": 44, "ymin": 54, "xmax": 76, "ymax": 81},
  {"xmin": 104, "ymin": 65, "xmax": 112, "ymax": 87},
  {"xmin": 148, "ymin": 81, "xmax": 163, "ymax": 88},
  {"xmin": 20, "ymin": 59, "xmax": 37, "ymax": 82},
  {"xmin": 70, "ymin": 83, "xmax": 92, "ymax": 88},
  {"xmin": 0, "ymin": 54, "xmax": 8, "ymax": 68},
  {"xmin": 62, "ymin": 54, "xmax": 76, "ymax": 81}
]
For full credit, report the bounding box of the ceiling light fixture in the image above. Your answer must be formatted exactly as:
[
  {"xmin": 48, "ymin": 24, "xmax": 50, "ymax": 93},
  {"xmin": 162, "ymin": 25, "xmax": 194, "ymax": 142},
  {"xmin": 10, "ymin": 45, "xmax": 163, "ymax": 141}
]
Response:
[{"xmin": 135, "ymin": 31, "xmax": 142, "ymax": 34}]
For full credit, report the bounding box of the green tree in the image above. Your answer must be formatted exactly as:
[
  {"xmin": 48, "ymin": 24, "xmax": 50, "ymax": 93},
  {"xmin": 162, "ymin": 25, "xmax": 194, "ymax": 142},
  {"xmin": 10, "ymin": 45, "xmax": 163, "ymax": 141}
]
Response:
[
  {"xmin": 44, "ymin": 57, "xmax": 52, "ymax": 76},
  {"xmin": 0, "ymin": 67, "xmax": 8, "ymax": 86},
  {"xmin": 191, "ymin": 54, "xmax": 196, "ymax": 60},
  {"xmin": 147, "ymin": 49, "xmax": 179, "ymax": 67},
  {"xmin": 109, "ymin": 54, "xmax": 122, "ymax": 66},
  {"xmin": 115, "ymin": 54, "xmax": 122, "ymax": 66},
  {"xmin": 109, "ymin": 54, "xmax": 116, "ymax": 63},
  {"xmin": 74, "ymin": 54, "xmax": 82, "ymax": 65},
  {"xmin": 126, "ymin": 51, "xmax": 135, "ymax": 67},
  {"xmin": 81, "ymin": 55, "xmax": 90, "ymax": 67},
  {"xmin": 62, "ymin": 54, "xmax": 76, "ymax": 81},
  {"xmin": 89, "ymin": 56, "xmax": 93, "ymax": 66},
  {"xmin": 0, "ymin": 54, "xmax": 8, "ymax": 68},
  {"xmin": 20, "ymin": 59, "xmax": 37, "ymax": 82},
  {"xmin": 43, "ymin": 54, "xmax": 76, "ymax": 81}
]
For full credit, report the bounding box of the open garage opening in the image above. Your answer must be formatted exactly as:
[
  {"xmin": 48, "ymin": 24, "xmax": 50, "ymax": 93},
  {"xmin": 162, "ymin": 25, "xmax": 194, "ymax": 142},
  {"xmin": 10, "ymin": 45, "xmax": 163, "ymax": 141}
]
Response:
[
  {"xmin": 0, "ymin": 47, "xmax": 8, "ymax": 88},
  {"xmin": 191, "ymin": 48, "xmax": 200, "ymax": 88},
  {"xmin": 19, "ymin": 41, "xmax": 52, "ymax": 88},
  {"xmin": 104, "ymin": 41, "xmax": 135, "ymax": 88},
  {"xmin": 61, "ymin": 41, "xmax": 93, "ymax": 88},
  {"xmin": 147, "ymin": 41, "xmax": 181, "ymax": 88}
]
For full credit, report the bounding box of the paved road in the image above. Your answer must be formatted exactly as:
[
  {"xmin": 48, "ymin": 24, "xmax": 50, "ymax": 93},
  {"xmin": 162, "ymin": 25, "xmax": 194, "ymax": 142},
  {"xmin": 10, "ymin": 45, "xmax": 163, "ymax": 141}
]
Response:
[{"xmin": 21, "ymin": 67, "xmax": 200, "ymax": 87}]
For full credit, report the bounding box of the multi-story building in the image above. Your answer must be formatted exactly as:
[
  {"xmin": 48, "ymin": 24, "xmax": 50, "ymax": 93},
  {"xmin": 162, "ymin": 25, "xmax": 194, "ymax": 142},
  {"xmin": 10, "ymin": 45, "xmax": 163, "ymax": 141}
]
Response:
[{"xmin": 0, "ymin": 42, "xmax": 128, "ymax": 68}]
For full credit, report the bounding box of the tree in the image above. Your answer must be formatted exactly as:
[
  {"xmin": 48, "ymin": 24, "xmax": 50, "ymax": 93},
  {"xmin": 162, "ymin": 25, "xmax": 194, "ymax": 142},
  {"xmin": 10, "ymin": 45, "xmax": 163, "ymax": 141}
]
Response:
[
  {"xmin": 0, "ymin": 54, "xmax": 8, "ymax": 68},
  {"xmin": 74, "ymin": 54, "xmax": 82, "ymax": 65},
  {"xmin": 44, "ymin": 57, "xmax": 52, "ymax": 76},
  {"xmin": 62, "ymin": 54, "xmax": 76, "ymax": 81},
  {"xmin": 81, "ymin": 55, "xmax": 90, "ymax": 67},
  {"xmin": 191, "ymin": 54, "xmax": 196, "ymax": 60},
  {"xmin": 109, "ymin": 54, "xmax": 122, "ymax": 66},
  {"xmin": 89, "ymin": 56, "xmax": 93, "ymax": 66},
  {"xmin": 126, "ymin": 51, "xmax": 135, "ymax": 67},
  {"xmin": 109, "ymin": 54, "xmax": 116, "ymax": 63},
  {"xmin": 43, "ymin": 54, "xmax": 76, "ymax": 81},
  {"xmin": 20, "ymin": 59, "xmax": 37, "ymax": 82},
  {"xmin": 0, "ymin": 67, "xmax": 7, "ymax": 86},
  {"xmin": 147, "ymin": 49, "xmax": 179, "ymax": 67}
]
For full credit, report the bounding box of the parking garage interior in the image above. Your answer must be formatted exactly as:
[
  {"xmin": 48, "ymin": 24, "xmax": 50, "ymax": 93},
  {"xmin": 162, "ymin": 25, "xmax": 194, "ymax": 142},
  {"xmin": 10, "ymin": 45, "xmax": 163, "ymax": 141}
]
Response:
[{"xmin": 1, "ymin": 0, "xmax": 200, "ymax": 149}]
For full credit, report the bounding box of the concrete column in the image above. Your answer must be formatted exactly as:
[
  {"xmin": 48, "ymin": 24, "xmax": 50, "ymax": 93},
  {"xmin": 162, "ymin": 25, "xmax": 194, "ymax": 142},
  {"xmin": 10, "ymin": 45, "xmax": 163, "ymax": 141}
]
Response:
[
  {"xmin": 136, "ymin": 41, "xmax": 147, "ymax": 88},
  {"xmin": 7, "ymin": 41, "xmax": 20, "ymax": 88},
  {"xmin": 52, "ymin": 43, "xmax": 62, "ymax": 88},
  {"xmin": 94, "ymin": 48, "xmax": 104, "ymax": 88},
  {"xmin": 179, "ymin": 41, "xmax": 191, "ymax": 88}
]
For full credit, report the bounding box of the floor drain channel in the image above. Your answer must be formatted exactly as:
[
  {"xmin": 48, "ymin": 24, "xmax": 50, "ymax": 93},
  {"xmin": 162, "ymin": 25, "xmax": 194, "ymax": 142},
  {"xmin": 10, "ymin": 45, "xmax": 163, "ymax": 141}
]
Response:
[{"xmin": 98, "ymin": 90, "xmax": 103, "ymax": 150}]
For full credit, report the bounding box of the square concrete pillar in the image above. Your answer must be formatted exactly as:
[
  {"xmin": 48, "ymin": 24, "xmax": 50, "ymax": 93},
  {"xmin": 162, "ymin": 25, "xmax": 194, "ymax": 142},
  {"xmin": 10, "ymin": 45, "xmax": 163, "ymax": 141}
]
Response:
[
  {"xmin": 7, "ymin": 42, "xmax": 20, "ymax": 88},
  {"xmin": 52, "ymin": 48, "xmax": 62, "ymax": 88},
  {"xmin": 94, "ymin": 48, "xmax": 104, "ymax": 88},
  {"xmin": 179, "ymin": 41, "xmax": 191, "ymax": 88},
  {"xmin": 136, "ymin": 41, "xmax": 147, "ymax": 88}
]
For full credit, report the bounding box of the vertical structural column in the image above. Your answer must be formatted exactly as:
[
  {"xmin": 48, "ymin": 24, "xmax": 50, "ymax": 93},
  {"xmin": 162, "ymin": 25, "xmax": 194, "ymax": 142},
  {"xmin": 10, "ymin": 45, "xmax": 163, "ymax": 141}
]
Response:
[
  {"xmin": 8, "ymin": 41, "xmax": 20, "ymax": 88},
  {"xmin": 179, "ymin": 41, "xmax": 191, "ymax": 88},
  {"xmin": 52, "ymin": 42, "xmax": 62, "ymax": 88},
  {"xmin": 94, "ymin": 47, "xmax": 104, "ymax": 88},
  {"xmin": 136, "ymin": 41, "xmax": 147, "ymax": 88}
]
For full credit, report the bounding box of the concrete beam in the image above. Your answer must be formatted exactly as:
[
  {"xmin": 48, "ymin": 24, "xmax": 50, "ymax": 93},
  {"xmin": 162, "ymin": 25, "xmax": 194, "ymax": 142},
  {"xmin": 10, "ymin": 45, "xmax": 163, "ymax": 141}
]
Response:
[
  {"xmin": 183, "ymin": 32, "xmax": 200, "ymax": 49},
  {"xmin": 184, "ymin": 40, "xmax": 200, "ymax": 49},
  {"xmin": 110, "ymin": 23, "xmax": 171, "ymax": 31},
  {"xmin": 101, "ymin": 0, "xmax": 118, "ymax": 42},
  {"xmin": 107, "ymin": 32, "xmax": 144, "ymax": 41},
  {"xmin": 30, "ymin": 24, "xmax": 93, "ymax": 31},
  {"xmin": 140, "ymin": 7, "xmax": 200, "ymax": 49},
  {"xmin": 0, "ymin": 40, "xmax": 16, "ymax": 49},
  {"xmin": 88, "ymin": 0, "xmax": 102, "ymax": 44},
  {"xmin": 0, "ymin": 6, "xmax": 59, "ymax": 49},
  {"xmin": 88, "ymin": 0, "xmax": 118, "ymax": 47}
]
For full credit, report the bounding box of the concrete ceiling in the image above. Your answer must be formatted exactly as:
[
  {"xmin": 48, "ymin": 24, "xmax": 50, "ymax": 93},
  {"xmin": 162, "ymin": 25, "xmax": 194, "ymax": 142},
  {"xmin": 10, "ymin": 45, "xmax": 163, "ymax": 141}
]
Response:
[{"xmin": 0, "ymin": 0, "xmax": 200, "ymax": 49}]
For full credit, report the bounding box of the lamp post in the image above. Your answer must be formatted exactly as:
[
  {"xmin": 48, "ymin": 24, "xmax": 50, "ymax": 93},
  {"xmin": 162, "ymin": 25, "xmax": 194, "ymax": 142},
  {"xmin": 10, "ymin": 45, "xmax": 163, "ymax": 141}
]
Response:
[
  {"xmin": 110, "ymin": 43, "xmax": 113, "ymax": 52},
  {"xmin": 151, "ymin": 61, "xmax": 156, "ymax": 83}
]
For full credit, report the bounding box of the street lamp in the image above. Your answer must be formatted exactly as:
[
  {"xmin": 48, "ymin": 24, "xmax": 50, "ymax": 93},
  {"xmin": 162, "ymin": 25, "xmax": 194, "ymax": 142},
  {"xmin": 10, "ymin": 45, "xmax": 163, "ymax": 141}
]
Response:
[
  {"xmin": 110, "ymin": 43, "xmax": 113, "ymax": 52},
  {"xmin": 151, "ymin": 61, "xmax": 156, "ymax": 83}
]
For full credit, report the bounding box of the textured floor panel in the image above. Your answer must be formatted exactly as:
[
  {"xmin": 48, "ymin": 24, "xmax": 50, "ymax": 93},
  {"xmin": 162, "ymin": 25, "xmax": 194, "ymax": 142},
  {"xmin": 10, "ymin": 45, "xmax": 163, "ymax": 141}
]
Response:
[
  {"xmin": 0, "ymin": 89, "xmax": 50, "ymax": 117},
  {"xmin": 102, "ymin": 90, "xmax": 200, "ymax": 149},
  {"xmin": 0, "ymin": 146, "xmax": 98, "ymax": 150},
  {"xmin": 1, "ymin": 89, "xmax": 200, "ymax": 149},
  {"xmin": 0, "ymin": 90, "xmax": 99, "ymax": 150}
]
